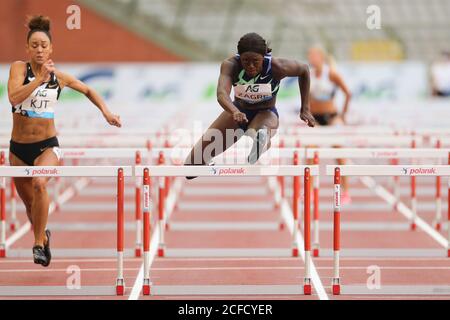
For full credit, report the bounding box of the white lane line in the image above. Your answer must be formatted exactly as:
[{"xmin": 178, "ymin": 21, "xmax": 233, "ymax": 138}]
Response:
[
  {"xmin": 280, "ymin": 200, "xmax": 329, "ymax": 300},
  {"xmin": 128, "ymin": 219, "xmax": 160, "ymax": 300},
  {"xmin": 2, "ymin": 266, "xmax": 449, "ymax": 274},
  {"xmin": 7, "ymin": 248, "xmax": 135, "ymax": 258},
  {"xmin": 147, "ymin": 257, "xmax": 302, "ymax": 262},
  {"xmin": 177, "ymin": 202, "xmax": 273, "ymax": 211},
  {"xmin": 0, "ymin": 286, "xmax": 117, "ymax": 296},
  {"xmin": 151, "ymin": 285, "xmax": 305, "ymax": 296},
  {"xmin": 163, "ymin": 248, "xmax": 291, "ymax": 258},
  {"xmin": 268, "ymin": 177, "xmax": 329, "ymax": 300},
  {"xmin": 315, "ymin": 257, "xmax": 450, "ymax": 261},
  {"xmin": 5, "ymin": 178, "xmax": 90, "ymax": 249},
  {"xmin": 314, "ymin": 248, "xmax": 444, "ymax": 257},
  {"xmin": 137, "ymin": 266, "xmax": 450, "ymax": 271},
  {"xmin": 183, "ymin": 188, "xmax": 267, "ymax": 196},
  {"xmin": 0, "ymin": 258, "xmax": 134, "ymax": 263},
  {"xmin": 340, "ymin": 285, "xmax": 450, "ymax": 296},
  {"xmin": 172, "ymin": 202, "xmax": 441, "ymax": 212},
  {"xmin": 128, "ymin": 265, "xmax": 144, "ymax": 299},
  {"xmin": 0, "ymin": 268, "xmax": 141, "ymax": 273},
  {"xmin": 283, "ymin": 187, "xmax": 448, "ymax": 197},
  {"xmin": 45, "ymin": 222, "xmax": 136, "ymax": 231},
  {"xmin": 167, "ymin": 221, "xmax": 279, "ymax": 231},
  {"xmin": 7, "ymin": 201, "xmax": 441, "ymax": 213},
  {"xmin": 360, "ymin": 176, "xmax": 448, "ymax": 248},
  {"xmin": 129, "ymin": 178, "xmax": 181, "ymax": 300},
  {"xmin": 308, "ymin": 221, "xmax": 412, "ymax": 231},
  {"xmin": 167, "ymin": 221, "xmax": 428, "ymax": 231}
]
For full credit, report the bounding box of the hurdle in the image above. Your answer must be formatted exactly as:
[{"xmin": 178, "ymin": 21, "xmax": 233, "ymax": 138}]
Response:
[
  {"xmin": 135, "ymin": 151, "xmax": 143, "ymax": 257},
  {"xmin": 0, "ymin": 150, "xmax": 20, "ymax": 231},
  {"xmin": 135, "ymin": 164, "xmax": 319, "ymax": 296},
  {"xmin": 9, "ymin": 177, "xmax": 19, "ymax": 232},
  {"xmin": 0, "ymin": 165, "xmax": 132, "ymax": 296},
  {"xmin": 326, "ymin": 164, "xmax": 450, "ymax": 295},
  {"xmin": 279, "ymin": 126, "xmax": 450, "ymax": 137},
  {"xmin": 0, "ymin": 146, "xmax": 306, "ymax": 259},
  {"xmin": 280, "ymin": 135, "xmax": 420, "ymax": 148},
  {"xmin": 306, "ymin": 148, "xmax": 450, "ymax": 256},
  {"xmin": 0, "ymin": 152, "xmax": 5, "ymax": 258},
  {"xmin": 147, "ymin": 147, "xmax": 311, "ymax": 259},
  {"xmin": 53, "ymin": 147, "xmax": 154, "ymax": 258},
  {"xmin": 4, "ymin": 134, "xmax": 417, "ymax": 149}
]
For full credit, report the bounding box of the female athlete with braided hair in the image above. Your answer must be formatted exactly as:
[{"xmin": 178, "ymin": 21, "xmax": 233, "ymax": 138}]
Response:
[{"xmin": 185, "ymin": 32, "xmax": 314, "ymax": 176}]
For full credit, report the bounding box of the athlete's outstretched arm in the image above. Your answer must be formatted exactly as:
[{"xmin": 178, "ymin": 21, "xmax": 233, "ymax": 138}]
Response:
[
  {"xmin": 56, "ymin": 72, "xmax": 121, "ymax": 127},
  {"xmin": 217, "ymin": 60, "xmax": 248, "ymax": 124},
  {"xmin": 272, "ymin": 58, "xmax": 315, "ymax": 127},
  {"xmin": 329, "ymin": 70, "xmax": 352, "ymax": 123}
]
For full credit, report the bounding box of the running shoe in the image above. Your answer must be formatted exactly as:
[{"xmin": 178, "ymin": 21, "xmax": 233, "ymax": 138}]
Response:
[
  {"xmin": 33, "ymin": 245, "xmax": 48, "ymax": 266},
  {"xmin": 247, "ymin": 129, "xmax": 268, "ymax": 164},
  {"xmin": 43, "ymin": 229, "xmax": 51, "ymax": 267},
  {"xmin": 186, "ymin": 161, "xmax": 215, "ymax": 180}
]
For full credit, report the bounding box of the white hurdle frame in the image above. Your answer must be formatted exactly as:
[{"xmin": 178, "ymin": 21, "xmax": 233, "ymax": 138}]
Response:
[
  {"xmin": 135, "ymin": 164, "xmax": 319, "ymax": 296},
  {"xmin": 325, "ymin": 164, "xmax": 450, "ymax": 295},
  {"xmin": 0, "ymin": 165, "xmax": 132, "ymax": 296},
  {"xmin": 0, "ymin": 135, "xmax": 421, "ymax": 149},
  {"xmin": 305, "ymin": 148, "xmax": 450, "ymax": 257}
]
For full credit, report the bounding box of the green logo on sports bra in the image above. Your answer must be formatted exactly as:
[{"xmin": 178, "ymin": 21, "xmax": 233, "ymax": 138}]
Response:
[
  {"xmin": 237, "ymin": 70, "xmax": 260, "ymax": 85},
  {"xmin": 236, "ymin": 70, "xmax": 279, "ymax": 94}
]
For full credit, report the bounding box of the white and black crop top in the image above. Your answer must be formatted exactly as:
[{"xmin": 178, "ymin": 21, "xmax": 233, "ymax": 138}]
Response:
[{"xmin": 12, "ymin": 62, "xmax": 61, "ymax": 119}]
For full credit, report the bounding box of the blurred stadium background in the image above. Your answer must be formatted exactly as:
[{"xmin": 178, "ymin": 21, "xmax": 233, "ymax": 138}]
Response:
[{"xmin": 1, "ymin": 0, "xmax": 450, "ymax": 134}]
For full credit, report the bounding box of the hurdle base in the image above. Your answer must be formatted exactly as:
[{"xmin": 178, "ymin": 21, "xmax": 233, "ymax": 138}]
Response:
[
  {"xmin": 303, "ymin": 279, "xmax": 312, "ymax": 295},
  {"xmin": 410, "ymin": 223, "xmax": 417, "ymax": 231},
  {"xmin": 0, "ymin": 246, "xmax": 5, "ymax": 258},
  {"xmin": 10, "ymin": 221, "xmax": 20, "ymax": 232},
  {"xmin": 332, "ymin": 278, "xmax": 341, "ymax": 295},
  {"xmin": 116, "ymin": 279, "xmax": 125, "ymax": 296},
  {"xmin": 116, "ymin": 285, "xmax": 124, "ymax": 296},
  {"xmin": 135, "ymin": 247, "xmax": 142, "ymax": 258},
  {"xmin": 447, "ymin": 249, "xmax": 450, "ymax": 258},
  {"xmin": 434, "ymin": 222, "xmax": 441, "ymax": 231},
  {"xmin": 279, "ymin": 222, "xmax": 285, "ymax": 231},
  {"xmin": 143, "ymin": 279, "xmax": 151, "ymax": 296},
  {"xmin": 165, "ymin": 223, "xmax": 170, "ymax": 231},
  {"xmin": 332, "ymin": 284, "xmax": 340, "ymax": 295},
  {"xmin": 143, "ymin": 285, "xmax": 151, "ymax": 296},
  {"xmin": 158, "ymin": 246, "xmax": 165, "ymax": 257},
  {"xmin": 313, "ymin": 248, "xmax": 319, "ymax": 257},
  {"xmin": 292, "ymin": 247, "xmax": 299, "ymax": 257}
]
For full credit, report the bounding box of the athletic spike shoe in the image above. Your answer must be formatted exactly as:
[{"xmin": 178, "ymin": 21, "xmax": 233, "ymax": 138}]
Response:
[
  {"xmin": 33, "ymin": 245, "xmax": 49, "ymax": 267},
  {"xmin": 186, "ymin": 161, "xmax": 215, "ymax": 180},
  {"xmin": 247, "ymin": 129, "xmax": 268, "ymax": 164},
  {"xmin": 42, "ymin": 229, "xmax": 52, "ymax": 267}
]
